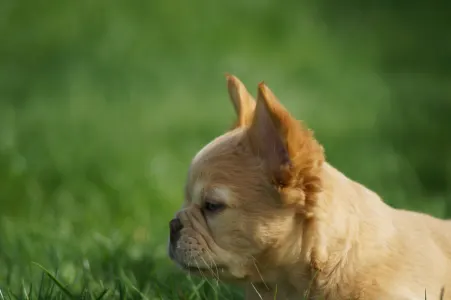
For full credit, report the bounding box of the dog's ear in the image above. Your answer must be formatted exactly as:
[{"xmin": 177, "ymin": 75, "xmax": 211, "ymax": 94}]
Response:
[
  {"xmin": 226, "ymin": 74, "xmax": 256, "ymax": 129},
  {"xmin": 248, "ymin": 82, "xmax": 324, "ymax": 204},
  {"xmin": 248, "ymin": 82, "xmax": 291, "ymax": 184}
]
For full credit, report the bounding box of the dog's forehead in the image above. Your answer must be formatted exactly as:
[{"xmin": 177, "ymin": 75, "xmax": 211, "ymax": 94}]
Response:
[
  {"xmin": 190, "ymin": 129, "xmax": 244, "ymax": 167},
  {"xmin": 185, "ymin": 129, "xmax": 245, "ymax": 200},
  {"xmin": 189, "ymin": 129, "xmax": 244, "ymax": 173}
]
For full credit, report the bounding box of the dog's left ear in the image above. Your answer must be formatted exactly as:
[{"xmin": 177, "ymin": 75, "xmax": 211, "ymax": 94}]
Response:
[
  {"xmin": 226, "ymin": 74, "xmax": 256, "ymax": 129},
  {"xmin": 247, "ymin": 82, "xmax": 324, "ymax": 204}
]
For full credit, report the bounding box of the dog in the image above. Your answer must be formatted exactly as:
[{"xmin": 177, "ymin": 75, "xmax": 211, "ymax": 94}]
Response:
[{"xmin": 168, "ymin": 74, "xmax": 451, "ymax": 299}]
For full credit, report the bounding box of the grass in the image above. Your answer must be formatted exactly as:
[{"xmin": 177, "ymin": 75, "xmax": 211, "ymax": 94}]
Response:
[
  {"xmin": 1, "ymin": 0, "xmax": 450, "ymax": 299},
  {"xmin": 0, "ymin": 97, "xmax": 246, "ymax": 299},
  {"xmin": 0, "ymin": 262, "xmax": 242, "ymax": 300}
]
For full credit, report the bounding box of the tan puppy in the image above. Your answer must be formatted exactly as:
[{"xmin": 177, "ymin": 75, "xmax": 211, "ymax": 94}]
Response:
[{"xmin": 168, "ymin": 74, "xmax": 451, "ymax": 300}]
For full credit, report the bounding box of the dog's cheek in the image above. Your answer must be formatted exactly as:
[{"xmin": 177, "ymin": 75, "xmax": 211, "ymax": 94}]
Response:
[
  {"xmin": 231, "ymin": 234, "xmax": 255, "ymax": 251},
  {"xmin": 253, "ymin": 216, "xmax": 295, "ymax": 247},
  {"xmin": 226, "ymin": 218, "xmax": 270, "ymax": 252},
  {"xmin": 208, "ymin": 213, "xmax": 261, "ymax": 254},
  {"xmin": 215, "ymin": 228, "xmax": 255, "ymax": 252}
]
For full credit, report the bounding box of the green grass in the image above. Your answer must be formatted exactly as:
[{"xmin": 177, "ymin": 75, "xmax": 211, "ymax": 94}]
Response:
[
  {"xmin": 1, "ymin": 0, "xmax": 450, "ymax": 298},
  {"xmin": 0, "ymin": 262, "xmax": 242, "ymax": 300}
]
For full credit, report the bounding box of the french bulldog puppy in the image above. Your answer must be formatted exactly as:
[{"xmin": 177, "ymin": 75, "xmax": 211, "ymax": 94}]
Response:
[{"xmin": 168, "ymin": 74, "xmax": 451, "ymax": 300}]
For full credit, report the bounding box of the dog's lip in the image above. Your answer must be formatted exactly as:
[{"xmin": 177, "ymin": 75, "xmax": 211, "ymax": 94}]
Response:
[{"xmin": 179, "ymin": 263, "xmax": 227, "ymax": 273}]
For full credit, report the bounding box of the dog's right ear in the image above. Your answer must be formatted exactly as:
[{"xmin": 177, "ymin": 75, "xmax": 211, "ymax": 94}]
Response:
[{"xmin": 226, "ymin": 74, "xmax": 256, "ymax": 129}]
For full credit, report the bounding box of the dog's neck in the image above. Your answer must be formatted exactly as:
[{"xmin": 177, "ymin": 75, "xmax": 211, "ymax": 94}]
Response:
[{"xmin": 272, "ymin": 162, "xmax": 395, "ymax": 298}]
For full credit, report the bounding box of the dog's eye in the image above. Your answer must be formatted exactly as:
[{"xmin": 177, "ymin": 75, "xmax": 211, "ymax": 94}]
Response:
[{"xmin": 203, "ymin": 201, "xmax": 225, "ymax": 213}]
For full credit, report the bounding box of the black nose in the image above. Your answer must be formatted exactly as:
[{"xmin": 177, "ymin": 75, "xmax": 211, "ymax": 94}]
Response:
[{"xmin": 169, "ymin": 218, "xmax": 183, "ymax": 245}]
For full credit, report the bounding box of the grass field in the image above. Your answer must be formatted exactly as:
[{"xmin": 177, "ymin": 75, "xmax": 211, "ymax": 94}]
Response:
[{"xmin": 0, "ymin": 0, "xmax": 450, "ymax": 299}]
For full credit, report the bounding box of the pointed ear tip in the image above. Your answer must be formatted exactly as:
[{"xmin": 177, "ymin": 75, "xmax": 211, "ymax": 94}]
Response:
[
  {"xmin": 227, "ymin": 75, "xmax": 247, "ymax": 94},
  {"xmin": 225, "ymin": 73, "xmax": 236, "ymax": 83},
  {"xmin": 257, "ymin": 81, "xmax": 269, "ymax": 96},
  {"xmin": 258, "ymin": 81, "xmax": 269, "ymax": 91},
  {"xmin": 226, "ymin": 73, "xmax": 240, "ymax": 84}
]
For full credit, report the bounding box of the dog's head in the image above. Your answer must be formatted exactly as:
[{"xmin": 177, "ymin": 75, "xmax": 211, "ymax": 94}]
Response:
[{"xmin": 168, "ymin": 75, "xmax": 325, "ymax": 282}]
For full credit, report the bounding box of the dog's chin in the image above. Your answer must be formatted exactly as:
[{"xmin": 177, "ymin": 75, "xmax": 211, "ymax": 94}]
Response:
[
  {"xmin": 168, "ymin": 245, "xmax": 226, "ymax": 275},
  {"xmin": 176, "ymin": 262, "xmax": 248, "ymax": 282},
  {"xmin": 168, "ymin": 244, "xmax": 248, "ymax": 281},
  {"xmin": 177, "ymin": 262, "xmax": 227, "ymax": 274}
]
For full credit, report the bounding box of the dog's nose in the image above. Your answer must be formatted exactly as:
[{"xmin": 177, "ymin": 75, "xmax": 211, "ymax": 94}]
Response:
[
  {"xmin": 170, "ymin": 218, "xmax": 183, "ymax": 234},
  {"xmin": 169, "ymin": 218, "xmax": 183, "ymax": 245}
]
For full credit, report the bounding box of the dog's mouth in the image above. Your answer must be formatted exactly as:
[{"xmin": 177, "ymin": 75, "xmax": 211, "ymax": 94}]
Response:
[
  {"xmin": 168, "ymin": 243, "xmax": 228, "ymax": 275},
  {"xmin": 179, "ymin": 263, "xmax": 227, "ymax": 274}
]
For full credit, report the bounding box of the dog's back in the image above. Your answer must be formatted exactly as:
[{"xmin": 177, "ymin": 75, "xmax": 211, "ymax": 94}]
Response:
[{"xmin": 316, "ymin": 164, "xmax": 451, "ymax": 299}]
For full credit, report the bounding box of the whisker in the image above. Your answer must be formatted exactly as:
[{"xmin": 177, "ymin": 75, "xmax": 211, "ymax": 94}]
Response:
[
  {"xmin": 194, "ymin": 256, "xmax": 217, "ymax": 290},
  {"xmin": 194, "ymin": 257, "xmax": 207, "ymax": 281},
  {"xmin": 251, "ymin": 282, "xmax": 263, "ymax": 300},
  {"xmin": 200, "ymin": 256, "xmax": 220, "ymax": 282},
  {"xmin": 251, "ymin": 255, "xmax": 269, "ymax": 291},
  {"xmin": 204, "ymin": 249, "xmax": 221, "ymax": 281}
]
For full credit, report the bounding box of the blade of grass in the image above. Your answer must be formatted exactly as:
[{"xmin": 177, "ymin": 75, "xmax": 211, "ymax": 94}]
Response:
[
  {"xmin": 7, "ymin": 290, "xmax": 19, "ymax": 300},
  {"xmin": 32, "ymin": 262, "xmax": 73, "ymax": 299},
  {"xmin": 22, "ymin": 279, "xmax": 29, "ymax": 300},
  {"xmin": 27, "ymin": 283, "xmax": 32, "ymax": 300},
  {"xmin": 37, "ymin": 272, "xmax": 46, "ymax": 299},
  {"xmin": 95, "ymin": 289, "xmax": 109, "ymax": 300},
  {"xmin": 119, "ymin": 269, "xmax": 149, "ymax": 300},
  {"xmin": 115, "ymin": 279, "xmax": 126, "ymax": 300},
  {"xmin": 188, "ymin": 279, "xmax": 206, "ymax": 300},
  {"xmin": 45, "ymin": 268, "xmax": 58, "ymax": 298}
]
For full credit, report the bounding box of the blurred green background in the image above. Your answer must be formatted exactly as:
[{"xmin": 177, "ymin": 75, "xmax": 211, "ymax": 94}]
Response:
[{"xmin": 0, "ymin": 0, "xmax": 450, "ymax": 298}]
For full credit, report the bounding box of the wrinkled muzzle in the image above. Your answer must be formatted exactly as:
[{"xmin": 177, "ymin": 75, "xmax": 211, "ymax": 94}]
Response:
[{"xmin": 167, "ymin": 206, "xmax": 247, "ymax": 279}]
